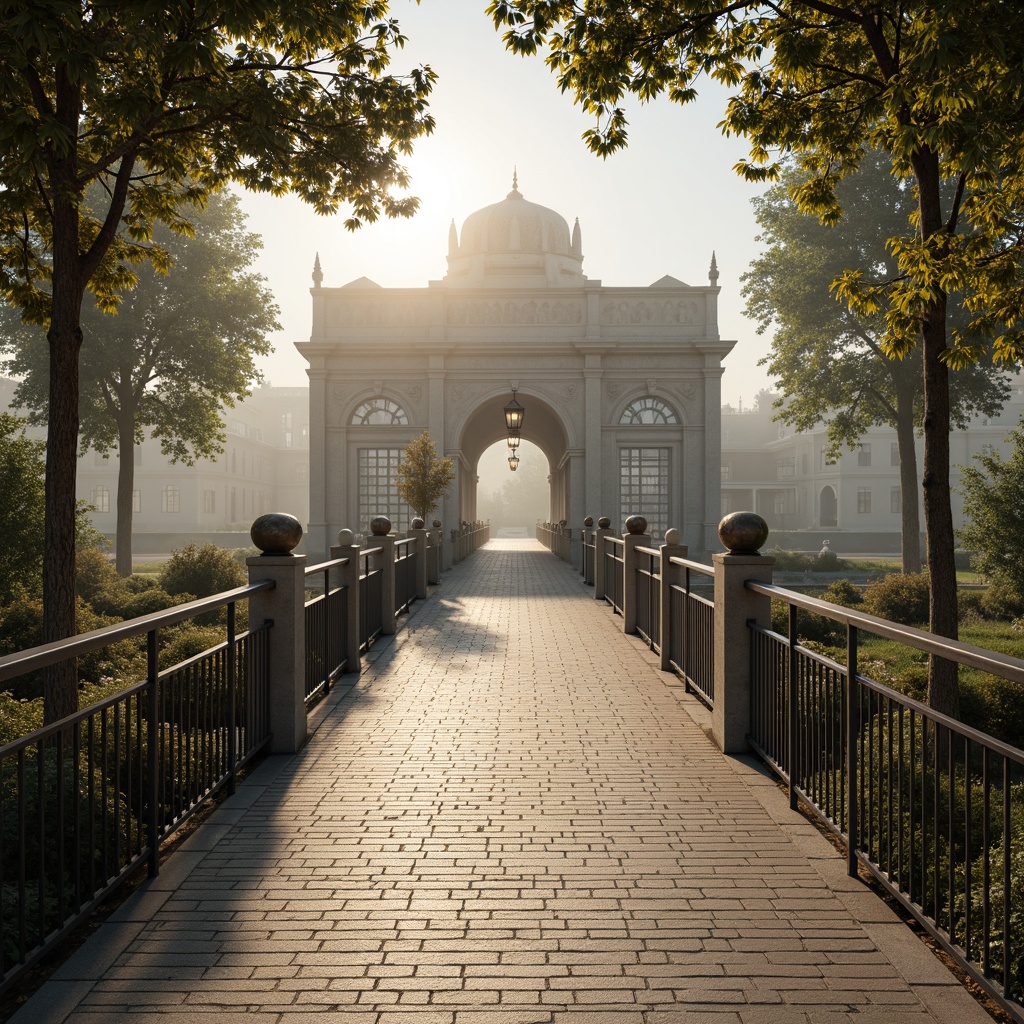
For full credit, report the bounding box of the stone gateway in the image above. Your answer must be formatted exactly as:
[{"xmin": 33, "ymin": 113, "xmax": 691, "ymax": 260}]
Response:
[{"xmin": 299, "ymin": 176, "xmax": 735, "ymax": 563}]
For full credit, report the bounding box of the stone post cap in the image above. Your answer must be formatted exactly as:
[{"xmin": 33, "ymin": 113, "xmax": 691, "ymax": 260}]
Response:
[
  {"xmin": 718, "ymin": 511, "xmax": 769, "ymax": 555},
  {"xmin": 251, "ymin": 512, "xmax": 302, "ymax": 555},
  {"xmin": 337, "ymin": 528, "xmax": 356, "ymax": 547}
]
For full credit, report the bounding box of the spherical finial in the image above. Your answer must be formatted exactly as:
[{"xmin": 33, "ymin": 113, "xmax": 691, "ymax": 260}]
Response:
[
  {"xmin": 411, "ymin": 517, "xmax": 425, "ymax": 530},
  {"xmin": 432, "ymin": 519, "xmax": 441, "ymax": 528},
  {"xmin": 718, "ymin": 511, "xmax": 769, "ymax": 555},
  {"xmin": 251, "ymin": 513, "xmax": 303, "ymax": 555},
  {"xmin": 664, "ymin": 527, "xmax": 680, "ymax": 545},
  {"xmin": 337, "ymin": 528, "xmax": 355, "ymax": 547},
  {"xmin": 625, "ymin": 515, "xmax": 648, "ymax": 536},
  {"xmin": 584, "ymin": 516, "xmax": 594, "ymax": 528},
  {"xmin": 598, "ymin": 516, "xmax": 611, "ymax": 529},
  {"xmin": 369, "ymin": 515, "xmax": 392, "ymax": 537}
]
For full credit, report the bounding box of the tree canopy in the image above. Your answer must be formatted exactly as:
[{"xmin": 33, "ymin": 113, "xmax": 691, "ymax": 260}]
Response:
[
  {"xmin": 744, "ymin": 151, "xmax": 1011, "ymax": 572},
  {"xmin": 958, "ymin": 430, "xmax": 1024, "ymax": 602},
  {"xmin": 2, "ymin": 189, "xmax": 280, "ymax": 575},
  {"xmin": 396, "ymin": 431, "xmax": 454, "ymax": 521},
  {"xmin": 0, "ymin": 1, "xmax": 434, "ymax": 722},
  {"xmin": 488, "ymin": 0, "xmax": 1024, "ymax": 716}
]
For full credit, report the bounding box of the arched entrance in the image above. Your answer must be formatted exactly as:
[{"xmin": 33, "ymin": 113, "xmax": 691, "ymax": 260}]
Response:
[
  {"xmin": 451, "ymin": 390, "xmax": 574, "ymax": 531},
  {"xmin": 819, "ymin": 486, "xmax": 838, "ymax": 528},
  {"xmin": 476, "ymin": 439, "xmax": 549, "ymax": 534}
]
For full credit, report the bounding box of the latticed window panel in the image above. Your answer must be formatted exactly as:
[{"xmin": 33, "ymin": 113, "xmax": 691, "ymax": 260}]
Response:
[
  {"xmin": 351, "ymin": 398, "xmax": 409, "ymax": 426},
  {"xmin": 619, "ymin": 447, "xmax": 670, "ymax": 537},
  {"xmin": 358, "ymin": 448, "xmax": 411, "ymax": 533},
  {"xmin": 619, "ymin": 396, "xmax": 679, "ymax": 425}
]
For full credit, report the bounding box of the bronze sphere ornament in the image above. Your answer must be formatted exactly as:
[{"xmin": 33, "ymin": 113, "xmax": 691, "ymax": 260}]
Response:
[
  {"xmin": 251, "ymin": 513, "xmax": 303, "ymax": 555},
  {"xmin": 370, "ymin": 516, "xmax": 392, "ymax": 537},
  {"xmin": 625, "ymin": 515, "xmax": 648, "ymax": 535},
  {"xmin": 718, "ymin": 511, "xmax": 769, "ymax": 555}
]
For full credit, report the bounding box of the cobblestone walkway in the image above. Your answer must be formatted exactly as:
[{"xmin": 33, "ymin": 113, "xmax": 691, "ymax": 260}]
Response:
[{"xmin": 19, "ymin": 540, "xmax": 992, "ymax": 1024}]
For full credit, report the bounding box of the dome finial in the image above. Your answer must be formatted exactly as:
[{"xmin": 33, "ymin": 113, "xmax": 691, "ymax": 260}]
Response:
[{"xmin": 508, "ymin": 167, "xmax": 523, "ymax": 200}]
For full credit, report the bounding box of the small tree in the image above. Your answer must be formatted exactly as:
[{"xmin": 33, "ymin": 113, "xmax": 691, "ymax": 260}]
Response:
[
  {"xmin": 958, "ymin": 428, "xmax": 1024, "ymax": 601},
  {"xmin": 396, "ymin": 432, "xmax": 454, "ymax": 522}
]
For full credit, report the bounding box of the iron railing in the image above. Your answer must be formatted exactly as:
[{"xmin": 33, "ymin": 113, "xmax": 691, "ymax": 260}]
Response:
[
  {"xmin": 303, "ymin": 556, "xmax": 350, "ymax": 704},
  {"xmin": 603, "ymin": 537, "xmax": 625, "ymax": 615},
  {"xmin": 359, "ymin": 546, "xmax": 383, "ymax": 650},
  {"xmin": 635, "ymin": 545, "xmax": 661, "ymax": 649},
  {"xmin": 747, "ymin": 583, "xmax": 1024, "ymax": 1021},
  {"xmin": 0, "ymin": 583, "xmax": 272, "ymax": 995},
  {"xmin": 667, "ymin": 555, "xmax": 716, "ymax": 707},
  {"xmin": 581, "ymin": 529, "xmax": 595, "ymax": 585},
  {"xmin": 394, "ymin": 537, "xmax": 417, "ymax": 616}
]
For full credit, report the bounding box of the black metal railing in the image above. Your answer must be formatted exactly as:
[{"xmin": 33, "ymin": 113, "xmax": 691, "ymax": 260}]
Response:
[
  {"xmin": 747, "ymin": 583, "xmax": 1024, "ymax": 1021},
  {"xmin": 359, "ymin": 546, "xmax": 383, "ymax": 650},
  {"xmin": 303, "ymin": 556, "xmax": 350, "ymax": 704},
  {"xmin": 603, "ymin": 537, "xmax": 625, "ymax": 616},
  {"xmin": 635, "ymin": 545, "xmax": 661, "ymax": 649},
  {"xmin": 667, "ymin": 555, "xmax": 715, "ymax": 707},
  {"xmin": 394, "ymin": 537, "xmax": 417, "ymax": 616},
  {"xmin": 0, "ymin": 583, "xmax": 272, "ymax": 995}
]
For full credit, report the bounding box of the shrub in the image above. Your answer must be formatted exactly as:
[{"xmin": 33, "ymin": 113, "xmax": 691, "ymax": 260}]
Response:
[
  {"xmin": 159, "ymin": 543, "xmax": 246, "ymax": 599},
  {"xmin": 122, "ymin": 588, "xmax": 181, "ymax": 619},
  {"xmin": 958, "ymin": 589, "xmax": 985, "ymax": 625},
  {"xmin": 861, "ymin": 572, "xmax": 930, "ymax": 625},
  {"xmin": 819, "ymin": 578, "xmax": 863, "ymax": 607},
  {"xmin": 159, "ymin": 625, "xmax": 227, "ymax": 670},
  {"xmin": 75, "ymin": 547, "xmax": 126, "ymax": 614},
  {"xmin": 769, "ymin": 548, "xmax": 847, "ymax": 572},
  {"xmin": 980, "ymin": 584, "xmax": 1024, "ymax": 622}
]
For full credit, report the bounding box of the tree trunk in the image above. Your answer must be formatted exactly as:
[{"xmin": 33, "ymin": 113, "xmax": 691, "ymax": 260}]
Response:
[
  {"xmin": 914, "ymin": 151, "xmax": 959, "ymax": 719},
  {"xmin": 894, "ymin": 384, "xmax": 922, "ymax": 573},
  {"xmin": 43, "ymin": 220, "xmax": 84, "ymax": 725},
  {"xmin": 115, "ymin": 412, "xmax": 135, "ymax": 576}
]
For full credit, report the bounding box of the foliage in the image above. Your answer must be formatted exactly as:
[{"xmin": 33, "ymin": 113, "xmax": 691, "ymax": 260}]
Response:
[
  {"xmin": 861, "ymin": 573, "xmax": 931, "ymax": 626},
  {"xmin": 488, "ymin": 0, "xmax": 1024, "ymax": 717},
  {"xmin": 159, "ymin": 626, "xmax": 229, "ymax": 671},
  {"xmin": 2, "ymin": 191, "xmax": 281, "ymax": 574},
  {"xmin": 0, "ymin": 413, "xmax": 46, "ymax": 603},
  {"xmin": 744, "ymin": 152, "xmax": 1011, "ymax": 572},
  {"xmin": 158, "ymin": 544, "xmax": 246, "ymax": 600},
  {"xmin": 768, "ymin": 548, "xmax": 846, "ymax": 572},
  {"xmin": 959, "ymin": 427, "xmax": 1024, "ymax": 602},
  {"xmin": 396, "ymin": 431, "xmax": 455, "ymax": 520},
  {"xmin": 0, "ymin": 1, "xmax": 435, "ymax": 721}
]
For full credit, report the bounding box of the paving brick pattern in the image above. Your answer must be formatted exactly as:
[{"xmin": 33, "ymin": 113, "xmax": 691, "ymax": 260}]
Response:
[{"xmin": 19, "ymin": 540, "xmax": 993, "ymax": 1023}]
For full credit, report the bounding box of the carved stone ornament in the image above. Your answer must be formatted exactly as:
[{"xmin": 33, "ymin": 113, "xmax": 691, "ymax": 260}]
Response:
[
  {"xmin": 600, "ymin": 299, "xmax": 702, "ymax": 325},
  {"xmin": 598, "ymin": 516, "xmax": 611, "ymax": 529},
  {"xmin": 625, "ymin": 515, "xmax": 648, "ymax": 536},
  {"xmin": 411, "ymin": 517, "xmax": 425, "ymax": 529},
  {"xmin": 605, "ymin": 382, "xmax": 624, "ymax": 400},
  {"xmin": 370, "ymin": 516, "xmax": 392, "ymax": 537},
  {"xmin": 445, "ymin": 299, "xmax": 582, "ymax": 326}
]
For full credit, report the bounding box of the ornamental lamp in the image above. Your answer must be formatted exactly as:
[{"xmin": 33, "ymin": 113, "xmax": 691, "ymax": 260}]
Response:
[{"xmin": 503, "ymin": 388, "xmax": 525, "ymax": 432}]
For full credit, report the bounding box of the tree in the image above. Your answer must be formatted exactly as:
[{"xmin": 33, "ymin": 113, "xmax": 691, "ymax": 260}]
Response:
[
  {"xmin": 0, "ymin": 414, "xmax": 99, "ymax": 605},
  {"xmin": 396, "ymin": 431, "xmax": 454, "ymax": 521},
  {"xmin": 958, "ymin": 428, "xmax": 1024, "ymax": 601},
  {"xmin": 488, "ymin": 0, "xmax": 1024, "ymax": 717},
  {"xmin": 2, "ymin": 190, "xmax": 280, "ymax": 576},
  {"xmin": 0, "ymin": 3, "xmax": 434, "ymax": 722},
  {"xmin": 744, "ymin": 151, "xmax": 1011, "ymax": 573}
]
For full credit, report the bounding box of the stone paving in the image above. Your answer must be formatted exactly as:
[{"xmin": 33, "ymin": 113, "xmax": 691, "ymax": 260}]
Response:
[{"xmin": 17, "ymin": 540, "xmax": 994, "ymax": 1024}]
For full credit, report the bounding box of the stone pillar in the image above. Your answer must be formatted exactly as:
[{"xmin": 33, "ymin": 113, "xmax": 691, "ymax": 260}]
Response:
[
  {"xmin": 658, "ymin": 529, "xmax": 687, "ymax": 672},
  {"xmin": 593, "ymin": 519, "xmax": 613, "ymax": 601},
  {"xmin": 247, "ymin": 514, "xmax": 307, "ymax": 754},
  {"xmin": 331, "ymin": 529, "xmax": 362, "ymax": 677},
  {"xmin": 712, "ymin": 512, "xmax": 773, "ymax": 754},
  {"xmin": 621, "ymin": 516, "xmax": 650, "ymax": 635},
  {"xmin": 370, "ymin": 520, "xmax": 397, "ymax": 630},
  {"xmin": 410, "ymin": 526, "xmax": 429, "ymax": 599},
  {"xmin": 306, "ymin": 370, "xmax": 329, "ymax": 558}
]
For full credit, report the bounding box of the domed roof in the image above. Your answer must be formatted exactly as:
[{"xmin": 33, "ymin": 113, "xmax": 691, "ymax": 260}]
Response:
[{"xmin": 444, "ymin": 174, "xmax": 584, "ymax": 288}]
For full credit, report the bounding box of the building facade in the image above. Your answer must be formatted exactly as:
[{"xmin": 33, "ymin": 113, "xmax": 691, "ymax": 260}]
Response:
[
  {"xmin": 299, "ymin": 177, "xmax": 735, "ymax": 562},
  {"xmin": 721, "ymin": 383, "xmax": 1024, "ymax": 551}
]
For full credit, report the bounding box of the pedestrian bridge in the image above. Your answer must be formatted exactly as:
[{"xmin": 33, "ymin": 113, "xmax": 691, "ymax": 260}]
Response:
[{"xmin": 14, "ymin": 539, "xmax": 993, "ymax": 1023}]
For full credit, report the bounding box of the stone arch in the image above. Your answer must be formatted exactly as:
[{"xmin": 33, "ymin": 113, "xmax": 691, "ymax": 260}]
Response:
[
  {"xmin": 611, "ymin": 387, "xmax": 687, "ymax": 427},
  {"xmin": 819, "ymin": 485, "xmax": 838, "ymax": 528},
  {"xmin": 349, "ymin": 396, "xmax": 410, "ymax": 426},
  {"xmin": 618, "ymin": 395, "xmax": 681, "ymax": 426}
]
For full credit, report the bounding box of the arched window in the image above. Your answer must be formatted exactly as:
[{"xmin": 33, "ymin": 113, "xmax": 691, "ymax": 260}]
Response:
[
  {"xmin": 351, "ymin": 398, "xmax": 409, "ymax": 426},
  {"xmin": 619, "ymin": 397, "xmax": 679, "ymax": 425}
]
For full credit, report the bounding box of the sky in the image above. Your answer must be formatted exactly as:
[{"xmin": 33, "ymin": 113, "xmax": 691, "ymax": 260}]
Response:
[{"xmin": 238, "ymin": 0, "xmax": 774, "ymax": 410}]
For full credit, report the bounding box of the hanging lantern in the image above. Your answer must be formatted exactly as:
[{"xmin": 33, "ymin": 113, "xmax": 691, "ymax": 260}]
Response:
[
  {"xmin": 507, "ymin": 433, "xmax": 521, "ymax": 450},
  {"xmin": 508, "ymin": 452, "xmax": 520, "ymax": 472},
  {"xmin": 503, "ymin": 388, "xmax": 525, "ymax": 432}
]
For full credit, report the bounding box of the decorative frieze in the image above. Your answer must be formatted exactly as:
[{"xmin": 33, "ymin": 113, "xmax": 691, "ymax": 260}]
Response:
[
  {"xmin": 601, "ymin": 299, "xmax": 703, "ymax": 325},
  {"xmin": 445, "ymin": 299, "xmax": 582, "ymax": 326},
  {"xmin": 328, "ymin": 300, "xmax": 428, "ymax": 326}
]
